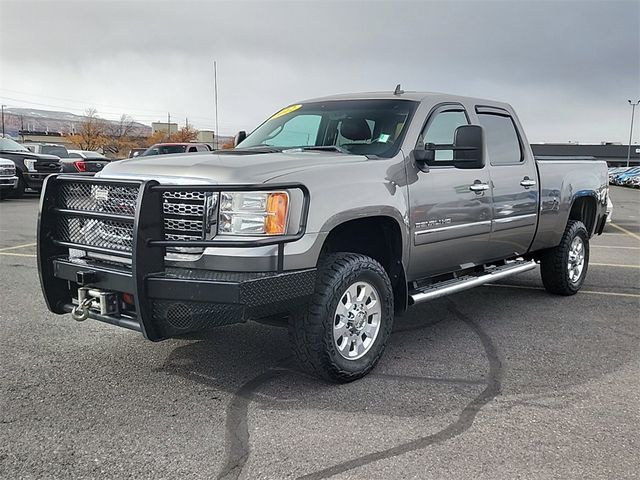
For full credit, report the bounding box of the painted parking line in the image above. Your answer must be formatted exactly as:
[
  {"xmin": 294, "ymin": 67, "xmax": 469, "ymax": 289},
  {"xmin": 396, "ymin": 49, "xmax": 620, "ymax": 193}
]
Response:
[
  {"xmin": 591, "ymin": 245, "xmax": 640, "ymax": 250},
  {"xmin": 0, "ymin": 252, "xmax": 36, "ymax": 257},
  {"xmin": 609, "ymin": 223, "xmax": 640, "ymax": 241},
  {"xmin": 0, "ymin": 242, "xmax": 36, "ymax": 252},
  {"xmin": 485, "ymin": 283, "xmax": 640, "ymax": 298},
  {"xmin": 590, "ymin": 263, "xmax": 640, "ymax": 269}
]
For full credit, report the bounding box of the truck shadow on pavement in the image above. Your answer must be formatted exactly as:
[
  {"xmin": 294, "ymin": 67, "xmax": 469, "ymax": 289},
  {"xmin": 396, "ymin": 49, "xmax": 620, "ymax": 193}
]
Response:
[
  {"xmin": 160, "ymin": 298, "xmax": 503, "ymax": 480},
  {"xmin": 157, "ymin": 285, "xmax": 639, "ymax": 479}
]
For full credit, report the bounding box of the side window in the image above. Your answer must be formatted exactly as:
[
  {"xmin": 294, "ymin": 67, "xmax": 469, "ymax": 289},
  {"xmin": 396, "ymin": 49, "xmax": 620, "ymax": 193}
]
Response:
[
  {"xmin": 421, "ymin": 110, "xmax": 468, "ymax": 161},
  {"xmin": 477, "ymin": 113, "xmax": 522, "ymax": 165},
  {"xmin": 264, "ymin": 114, "xmax": 322, "ymax": 147},
  {"xmin": 188, "ymin": 146, "xmax": 198, "ymax": 152}
]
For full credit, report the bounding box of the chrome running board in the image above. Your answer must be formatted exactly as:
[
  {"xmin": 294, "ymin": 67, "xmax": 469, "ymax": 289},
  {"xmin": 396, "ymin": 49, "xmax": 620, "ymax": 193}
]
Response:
[{"xmin": 409, "ymin": 260, "xmax": 537, "ymax": 305}]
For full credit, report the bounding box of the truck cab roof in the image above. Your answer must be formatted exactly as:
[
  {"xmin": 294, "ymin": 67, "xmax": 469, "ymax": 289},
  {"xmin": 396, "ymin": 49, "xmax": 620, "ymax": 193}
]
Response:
[{"xmin": 300, "ymin": 91, "xmax": 512, "ymax": 110}]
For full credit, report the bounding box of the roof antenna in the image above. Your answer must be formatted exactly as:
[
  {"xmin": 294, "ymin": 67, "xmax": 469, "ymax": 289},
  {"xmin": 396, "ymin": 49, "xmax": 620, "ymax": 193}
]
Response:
[{"xmin": 393, "ymin": 84, "xmax": 404, "ymax": 95}]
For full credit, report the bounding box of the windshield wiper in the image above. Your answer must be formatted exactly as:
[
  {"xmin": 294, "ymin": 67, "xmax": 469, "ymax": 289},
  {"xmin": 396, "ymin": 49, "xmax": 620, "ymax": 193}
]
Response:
[
  {"xmin": 216, "ymin": 145, "xmax": 283, "ymax": 155},
  {"xmin": 291, "ymin": 146, "xmax": 349, "ymax": 154}
]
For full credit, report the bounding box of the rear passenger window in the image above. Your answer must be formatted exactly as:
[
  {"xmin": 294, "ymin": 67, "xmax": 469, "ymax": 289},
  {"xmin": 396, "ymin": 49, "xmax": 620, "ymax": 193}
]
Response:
[
  {"xmin": 477, "ymin": 113, "xmax": 522, "ymax": 165},
  {"xmin": 421, "ymin": 110, "xmax": 468, "ymax": 161}
]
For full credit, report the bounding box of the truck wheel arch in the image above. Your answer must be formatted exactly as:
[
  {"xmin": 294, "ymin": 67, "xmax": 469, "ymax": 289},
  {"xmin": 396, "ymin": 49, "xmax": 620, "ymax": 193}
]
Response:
[
  {"xmin": 568, "ymin": 194, "xmax": 598, "ymax": 236},
  {"xmin": 319, "ymin": 214, "xmax": 408, "ymax": 314}
]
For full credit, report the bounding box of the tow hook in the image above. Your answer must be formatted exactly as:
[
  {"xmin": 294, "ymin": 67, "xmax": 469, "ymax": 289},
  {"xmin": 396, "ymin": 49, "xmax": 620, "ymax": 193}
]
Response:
[{"xmin": 71, "ymin": 298, "xmax": 93, "ymax": 322}]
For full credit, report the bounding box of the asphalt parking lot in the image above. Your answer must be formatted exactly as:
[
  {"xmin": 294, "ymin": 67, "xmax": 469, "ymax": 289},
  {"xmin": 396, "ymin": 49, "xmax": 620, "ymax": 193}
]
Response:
[{"xmin": 0, "ymin": 187, "xmax": 638, "ymax": 480}]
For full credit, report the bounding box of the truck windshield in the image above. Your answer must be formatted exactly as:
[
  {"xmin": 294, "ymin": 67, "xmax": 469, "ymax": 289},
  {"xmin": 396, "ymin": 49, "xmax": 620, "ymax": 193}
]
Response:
[
  {"xmin": 0, "ymin": 137, "xmax": 29, "ymax": 152},
  {"xmin": 141, "ymin": 145, "xmax": 188, "ymax": 156},
  {"xmin": 238, "ymin": 99, "xmax": 418, "ymax": 158}
]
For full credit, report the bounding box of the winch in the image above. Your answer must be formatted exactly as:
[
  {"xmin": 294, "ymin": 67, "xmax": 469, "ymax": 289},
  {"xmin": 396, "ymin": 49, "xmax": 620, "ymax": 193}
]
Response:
[{"xmin": 71, "ymin": 287, "xmax": 119, "ymax": 322}]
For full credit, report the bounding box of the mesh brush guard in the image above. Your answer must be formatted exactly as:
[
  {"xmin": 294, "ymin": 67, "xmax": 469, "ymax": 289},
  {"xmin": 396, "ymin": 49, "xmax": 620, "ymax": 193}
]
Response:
[
  {"xmin": 38, "ymin": 175, "xmax": 165, "ymax": 340},
  {"xmin": 37, "ymin": 175, "xmax": 312, "ymax": 341}
]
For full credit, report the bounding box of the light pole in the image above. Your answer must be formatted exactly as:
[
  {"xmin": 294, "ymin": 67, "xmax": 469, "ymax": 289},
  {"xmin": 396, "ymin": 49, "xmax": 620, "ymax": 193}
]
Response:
[{"xmin": 627, "ymin": 99, "xmax": 640, "ymax": 168}]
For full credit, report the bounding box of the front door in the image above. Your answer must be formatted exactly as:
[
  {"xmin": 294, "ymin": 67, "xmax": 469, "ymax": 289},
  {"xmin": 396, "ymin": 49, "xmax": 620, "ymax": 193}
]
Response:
[
  {"xmin": 407, "ymin": 105, "xmax": 493, "ymax": 280},
  {"xmin": 475, "ymin": 107, "xmax": 539, "ymax": 259}
]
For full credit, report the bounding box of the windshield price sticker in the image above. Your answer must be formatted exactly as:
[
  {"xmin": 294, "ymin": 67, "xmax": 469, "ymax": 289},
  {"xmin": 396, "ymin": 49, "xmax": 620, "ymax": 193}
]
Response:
[{"xmin": 270, "ymin": 104, "xmax": 302, "ymax": 120}]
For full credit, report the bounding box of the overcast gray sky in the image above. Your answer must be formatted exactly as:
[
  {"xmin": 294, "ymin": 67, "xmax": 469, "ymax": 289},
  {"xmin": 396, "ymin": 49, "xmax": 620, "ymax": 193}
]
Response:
[{"xmin": 1, "ymin": 0, "xmax": 639, "ymax": 143}]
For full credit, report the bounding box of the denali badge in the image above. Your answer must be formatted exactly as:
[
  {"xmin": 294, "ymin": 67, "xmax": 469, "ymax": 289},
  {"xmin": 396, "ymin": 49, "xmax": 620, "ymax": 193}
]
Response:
[{"xmin": 415, "ymin": 218, "xmax": 452, "ymax": 229}]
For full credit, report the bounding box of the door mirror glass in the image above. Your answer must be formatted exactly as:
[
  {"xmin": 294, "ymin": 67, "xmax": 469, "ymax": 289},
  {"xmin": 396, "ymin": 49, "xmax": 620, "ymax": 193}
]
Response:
[
  {"xmin": 452, "ymin": 125, "xmax": 485, "ymax": 169},
  {"xmin": 234, "ymin": 130, "xmax": 247, "ymax": 147}
]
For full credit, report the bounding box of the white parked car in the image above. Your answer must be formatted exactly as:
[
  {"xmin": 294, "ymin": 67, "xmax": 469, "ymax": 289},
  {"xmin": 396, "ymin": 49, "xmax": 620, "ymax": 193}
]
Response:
[{"xmin": 0, "ymin": 157, "xmax": 18, "ymax": 200}]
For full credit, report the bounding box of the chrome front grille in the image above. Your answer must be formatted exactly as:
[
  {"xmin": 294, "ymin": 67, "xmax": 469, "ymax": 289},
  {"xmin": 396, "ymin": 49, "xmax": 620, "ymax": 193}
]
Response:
[
  {"xmin": 164, "ymin": 217, "xmax": 204, "ymax": 233},
  {"xmin": 162, "ymin": 202, "xmax": 205, "ymax": 217},
  {"xmin": 0, "ymin": 166, "xmax": 16, "ymax": 176},
  {"xmin": 161, "ymin": 191, "xmax": 217, "ymax": 242},
  {"xmin": 54, "ymin": 181, "xmax": 218, "ymax": 255}
]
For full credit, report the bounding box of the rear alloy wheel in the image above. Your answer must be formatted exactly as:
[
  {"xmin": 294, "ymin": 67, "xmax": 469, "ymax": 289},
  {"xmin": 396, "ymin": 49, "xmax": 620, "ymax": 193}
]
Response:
[
  {"xmin": 288, "ymin": 253, "xmax": 394, "ymax": 383},
  {"xmin": 540, "ymin": 220, "xmax": 589, "ymax": 295},
  {"xmin": 567, "ymin": 236, "xmax": 586, "ymax": 284}
]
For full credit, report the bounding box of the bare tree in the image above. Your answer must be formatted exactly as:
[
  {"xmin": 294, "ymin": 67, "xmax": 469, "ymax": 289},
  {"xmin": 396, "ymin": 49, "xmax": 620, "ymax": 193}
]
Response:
[
  {"xmin": 103, "ymin": 114, "xmax": 138, "ymax": 156},
  {"xmin": 67, "ymin": 108, "xmax": 107, "ymax": 151},
  {"xmin": 106, "ymin": 114, "xmax": 136, "ymax": 139}
]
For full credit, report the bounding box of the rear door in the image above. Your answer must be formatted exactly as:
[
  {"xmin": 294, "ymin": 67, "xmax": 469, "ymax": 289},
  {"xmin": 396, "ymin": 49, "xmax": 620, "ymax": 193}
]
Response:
[
  {"xmin": 475, "ymin": 106, "xmax": 538, "ymax": 259},
  {"xmin": 407, "ymin": 104, "xmax": 493, "ymax": 279}
]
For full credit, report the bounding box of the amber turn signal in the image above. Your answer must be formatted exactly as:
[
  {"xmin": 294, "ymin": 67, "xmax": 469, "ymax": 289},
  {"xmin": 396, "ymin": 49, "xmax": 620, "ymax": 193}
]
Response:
[{"xmin": 265, "ymin": 192, "xmax": 289, "ymax": 235}]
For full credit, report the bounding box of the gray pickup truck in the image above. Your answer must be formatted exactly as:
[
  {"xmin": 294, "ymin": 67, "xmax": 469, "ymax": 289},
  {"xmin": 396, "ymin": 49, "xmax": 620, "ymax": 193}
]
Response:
[{"xmin": 38, "ymin": 91, "xmax": 608, "ymax": 382}]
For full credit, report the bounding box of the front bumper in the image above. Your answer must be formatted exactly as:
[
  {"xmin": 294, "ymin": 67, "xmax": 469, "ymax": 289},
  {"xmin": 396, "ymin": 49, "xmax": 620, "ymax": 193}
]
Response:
[
  {"xmin": 49, "ymin": 256, "xmax": 315, "ymax": 339},
  {"xmin": 37, "ymin": 175, "xmax": 312, "ymax": 340},
  {"xmin": 0, "ymin": 176, "xmax": 18, "ymax": 189},
  {"xmin": 24, "ymin": 172, "xmax": 55, "ymax": 188}
]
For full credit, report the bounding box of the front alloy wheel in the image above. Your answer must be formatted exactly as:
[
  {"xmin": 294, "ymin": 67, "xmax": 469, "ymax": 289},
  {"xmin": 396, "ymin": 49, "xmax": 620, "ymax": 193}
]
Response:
[
  {"xmin": 333, "ymin": 281, "xmax": 382, "ymax": 360},
  {"xmin": 289, "ymin": 253, "xmax": 394, "ymax": 382}
]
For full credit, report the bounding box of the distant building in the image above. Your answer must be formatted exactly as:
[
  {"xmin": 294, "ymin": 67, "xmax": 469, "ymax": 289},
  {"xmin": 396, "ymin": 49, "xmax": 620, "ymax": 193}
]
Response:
[
  {"xmin": 197, "ymin": 130, "xmax": 215, "ymax": 146},
  {"xmin": 19, "ymin": 131, "xmax": 76, "ymax": 148},
  {"xmin": 531, "ymin": 143, "xmax": 640, "ymax": 167},
  {"xmin": 151, "ymin": 122, "xmax": 180, "ymax": 134}
]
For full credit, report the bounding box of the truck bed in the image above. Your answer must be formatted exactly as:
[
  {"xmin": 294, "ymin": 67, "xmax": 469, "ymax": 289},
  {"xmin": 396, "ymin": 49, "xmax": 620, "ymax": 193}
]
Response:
[{"xmin": 531, "ymin": 158, "xmax": 608, "ymax": 252}]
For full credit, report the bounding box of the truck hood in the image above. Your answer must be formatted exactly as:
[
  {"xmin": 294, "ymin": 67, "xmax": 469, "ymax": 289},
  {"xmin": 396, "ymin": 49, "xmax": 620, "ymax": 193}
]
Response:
[
  {"xmin": 0, "ymin": 150, "xmax": 60, "ymax": 162},
  {"xmin": 98, "ymin": 150, "xmax": 368, "ymax": 184}
]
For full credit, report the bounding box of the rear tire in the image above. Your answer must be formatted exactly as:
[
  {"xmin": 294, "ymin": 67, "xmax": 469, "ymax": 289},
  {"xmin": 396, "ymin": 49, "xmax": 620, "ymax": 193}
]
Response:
[
  {"xmin": 540, "ymin": 220, "xmax": 589, "ymax": 295},
  {"xmin": 288, "ymin": 253, "xmax": 394, "ymax": 383}
]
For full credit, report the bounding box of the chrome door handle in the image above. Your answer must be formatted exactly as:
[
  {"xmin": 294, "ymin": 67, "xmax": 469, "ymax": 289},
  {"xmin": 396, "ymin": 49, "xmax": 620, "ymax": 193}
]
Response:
[
  {"xmin": 520, "ymin": 178, "xmax": 537, "ymax": 188},
  {"xmin": 469, "ymin": 183, "xmax": 490, "ymax": 192}
]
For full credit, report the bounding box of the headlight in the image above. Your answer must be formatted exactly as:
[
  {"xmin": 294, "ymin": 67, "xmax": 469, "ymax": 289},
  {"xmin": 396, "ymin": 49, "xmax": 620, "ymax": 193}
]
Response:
[
  {"xmin": 23, "ymin": 159, "xmax": 37, "ymax": 172},
  {"xmin": 218, "ymin": 191, "xmax": 289, "ymax": 235}
]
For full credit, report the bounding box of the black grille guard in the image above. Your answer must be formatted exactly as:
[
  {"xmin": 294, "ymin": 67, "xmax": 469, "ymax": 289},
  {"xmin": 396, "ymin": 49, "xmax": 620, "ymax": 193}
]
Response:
[{"xmin": 37, "ymin": 174, "xmax": 311, "ymax": 341}]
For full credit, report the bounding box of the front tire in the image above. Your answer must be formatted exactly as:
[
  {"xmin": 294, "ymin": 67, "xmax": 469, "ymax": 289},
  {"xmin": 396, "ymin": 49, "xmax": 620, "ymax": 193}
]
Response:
[
  {"xmin": 540, "ymin": 220, "xmax": 589, "ymax": 295},
  {"xmin": 288, "ymin": 253, "xmax": 394, "ymax": 383}
]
